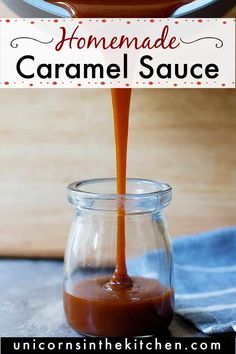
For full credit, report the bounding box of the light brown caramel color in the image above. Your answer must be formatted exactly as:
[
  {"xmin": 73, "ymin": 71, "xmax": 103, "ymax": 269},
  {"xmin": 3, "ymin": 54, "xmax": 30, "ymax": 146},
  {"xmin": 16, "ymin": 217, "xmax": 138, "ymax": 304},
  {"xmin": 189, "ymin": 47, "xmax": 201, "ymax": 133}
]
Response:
[
  {"xmin": 64, "ymin": 276, "xmax": 174, "ymax": 336},
  {"xmin": 47, "ymin": 0, "xmax": 191, "ymax": 336}
]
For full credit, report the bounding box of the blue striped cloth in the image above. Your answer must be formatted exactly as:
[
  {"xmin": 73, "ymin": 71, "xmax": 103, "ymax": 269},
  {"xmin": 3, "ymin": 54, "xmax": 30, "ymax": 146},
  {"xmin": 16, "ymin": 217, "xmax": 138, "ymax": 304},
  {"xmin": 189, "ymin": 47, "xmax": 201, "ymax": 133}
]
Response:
[{"xmin": 173, "ymin": 226, "xmax": 236, "ymax": 334}]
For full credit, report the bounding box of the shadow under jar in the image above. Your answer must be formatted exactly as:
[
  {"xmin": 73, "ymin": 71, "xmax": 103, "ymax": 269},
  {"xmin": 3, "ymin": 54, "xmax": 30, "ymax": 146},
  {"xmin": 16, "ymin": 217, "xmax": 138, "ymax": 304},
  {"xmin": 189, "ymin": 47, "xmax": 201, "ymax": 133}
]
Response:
[{"xmin": 64, "ymin": 178, "xmax": 174, "ymax": 337}]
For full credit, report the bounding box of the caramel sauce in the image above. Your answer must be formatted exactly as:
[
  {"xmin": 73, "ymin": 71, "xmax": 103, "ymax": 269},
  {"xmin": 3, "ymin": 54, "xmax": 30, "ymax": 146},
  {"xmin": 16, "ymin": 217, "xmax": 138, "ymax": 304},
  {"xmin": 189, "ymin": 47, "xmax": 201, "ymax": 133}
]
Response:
[
  {"xmin": 64, "ymin": 277, "xmax": 174, "ymax": 336},
  {"xmin": 110, "ymin": 88, "xmax": 132, "ymax": 289},
  {"xmin": 47, "ymin": 0, "xmax": 191, "ymax": 335},
  {"xmin": 48, "ymin": 0, "xmax": 191, "ymax": 18}
]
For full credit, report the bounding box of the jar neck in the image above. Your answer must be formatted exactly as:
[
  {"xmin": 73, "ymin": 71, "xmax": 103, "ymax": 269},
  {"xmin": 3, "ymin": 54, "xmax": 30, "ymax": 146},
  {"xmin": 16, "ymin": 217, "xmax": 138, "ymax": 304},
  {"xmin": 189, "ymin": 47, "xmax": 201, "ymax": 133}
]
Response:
[{"xmin": 67, "ymin": 178, "xmax": 172, "ymax": 214}]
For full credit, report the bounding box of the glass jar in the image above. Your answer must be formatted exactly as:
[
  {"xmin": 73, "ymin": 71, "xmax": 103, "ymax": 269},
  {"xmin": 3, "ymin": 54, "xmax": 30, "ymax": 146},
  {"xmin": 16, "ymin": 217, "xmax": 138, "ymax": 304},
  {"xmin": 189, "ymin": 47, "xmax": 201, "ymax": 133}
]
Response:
[{"xmin": 64, "ymin": 178, "xmax": 174, "ymax": 337}]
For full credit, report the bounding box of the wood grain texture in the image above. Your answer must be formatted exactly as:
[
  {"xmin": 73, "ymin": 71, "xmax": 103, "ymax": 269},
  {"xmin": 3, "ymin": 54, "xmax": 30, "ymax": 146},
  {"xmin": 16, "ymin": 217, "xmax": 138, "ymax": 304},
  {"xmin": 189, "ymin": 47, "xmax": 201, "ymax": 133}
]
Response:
[{"xmin": 0, "ymin": 3, "xmax": 235, "ymax": 258}]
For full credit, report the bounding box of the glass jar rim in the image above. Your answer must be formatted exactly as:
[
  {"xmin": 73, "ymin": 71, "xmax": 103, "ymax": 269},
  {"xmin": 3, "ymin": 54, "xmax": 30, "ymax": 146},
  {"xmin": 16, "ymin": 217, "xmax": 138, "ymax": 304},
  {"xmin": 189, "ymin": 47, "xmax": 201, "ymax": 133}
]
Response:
[{"xmin": 68, "ymin": 178, "xmax": 171, "ymax": 200}]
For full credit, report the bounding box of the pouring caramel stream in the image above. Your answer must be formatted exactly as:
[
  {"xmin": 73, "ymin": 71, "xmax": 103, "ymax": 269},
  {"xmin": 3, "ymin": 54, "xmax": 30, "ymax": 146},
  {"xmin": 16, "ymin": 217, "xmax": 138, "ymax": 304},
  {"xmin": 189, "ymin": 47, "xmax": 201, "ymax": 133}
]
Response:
[{"xmin": 48, "ymin": 0, "xmax": 191, "ymax": 335}]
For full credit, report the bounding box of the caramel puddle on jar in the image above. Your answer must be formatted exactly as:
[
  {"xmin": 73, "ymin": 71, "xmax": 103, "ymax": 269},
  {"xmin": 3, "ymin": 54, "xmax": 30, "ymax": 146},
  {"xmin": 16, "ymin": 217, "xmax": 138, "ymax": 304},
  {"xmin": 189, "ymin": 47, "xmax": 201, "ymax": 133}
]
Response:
[{"xmin": 48, "ymin": 0, "xmax": 191, "ymax": 335}]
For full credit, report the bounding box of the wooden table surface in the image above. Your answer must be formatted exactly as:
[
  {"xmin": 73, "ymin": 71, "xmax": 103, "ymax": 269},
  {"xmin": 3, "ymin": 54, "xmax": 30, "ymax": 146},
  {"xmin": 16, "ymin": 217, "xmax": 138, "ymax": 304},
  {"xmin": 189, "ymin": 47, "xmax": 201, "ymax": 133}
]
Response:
[{"xmin": 0, "ymin": 2, "xmax": 235, "ymax": 258}]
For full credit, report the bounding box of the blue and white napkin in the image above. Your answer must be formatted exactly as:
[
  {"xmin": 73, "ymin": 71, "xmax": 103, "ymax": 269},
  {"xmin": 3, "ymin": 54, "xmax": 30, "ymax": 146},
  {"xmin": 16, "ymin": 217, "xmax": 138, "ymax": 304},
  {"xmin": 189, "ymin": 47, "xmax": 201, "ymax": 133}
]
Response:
[{"xmin": 173, "ymin": 226, "xmax": 236, "ymax": 334}]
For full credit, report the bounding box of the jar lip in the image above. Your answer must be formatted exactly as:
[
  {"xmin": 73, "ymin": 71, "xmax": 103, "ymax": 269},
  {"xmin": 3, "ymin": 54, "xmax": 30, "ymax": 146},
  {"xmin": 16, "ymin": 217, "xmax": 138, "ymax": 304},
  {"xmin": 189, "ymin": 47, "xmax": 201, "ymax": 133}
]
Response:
[{"xmin": 68, "ymin": 178, "xmax": 171, "ymax": 200}]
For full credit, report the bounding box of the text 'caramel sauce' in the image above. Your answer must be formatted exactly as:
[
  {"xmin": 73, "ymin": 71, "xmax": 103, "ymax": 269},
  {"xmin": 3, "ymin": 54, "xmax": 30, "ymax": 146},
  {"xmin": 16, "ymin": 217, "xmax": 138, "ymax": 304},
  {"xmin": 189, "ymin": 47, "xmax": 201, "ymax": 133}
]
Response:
[{"xmin": 48, "ymin": 0, "xmax": 190, "ymax": 336}]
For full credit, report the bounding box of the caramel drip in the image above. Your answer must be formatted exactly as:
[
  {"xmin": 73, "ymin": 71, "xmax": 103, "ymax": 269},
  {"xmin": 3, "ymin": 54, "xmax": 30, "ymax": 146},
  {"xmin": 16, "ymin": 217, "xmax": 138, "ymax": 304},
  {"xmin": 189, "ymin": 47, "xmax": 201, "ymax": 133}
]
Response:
[
  {"xmin": 110, "ymin": 88, "xmax": 132, "ymax": 288},
  {"xmin": 47, "ymin": 0, "xmax": 192, "ymax": 288}
]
